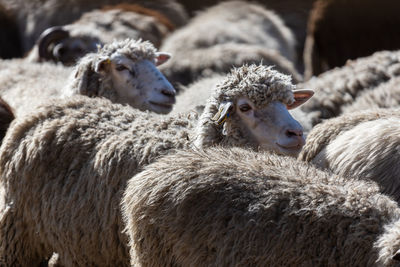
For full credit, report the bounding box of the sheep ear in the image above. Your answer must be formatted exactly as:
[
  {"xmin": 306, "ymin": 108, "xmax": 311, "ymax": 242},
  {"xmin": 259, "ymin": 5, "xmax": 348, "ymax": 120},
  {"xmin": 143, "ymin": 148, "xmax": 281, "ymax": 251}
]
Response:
[
  {"xmin": 94, "ymin": 57, "xmax": 112, "ymax": 73},
  {"xmin": 212, "ymin": 102, "xmax": 234, "ymax": 125},
  {"xmin": 287, "ymin": 89, "xmax": 314, "ymax": 110},
  {"xmin": 155, "ymin": 52, "xmax": 171, "ymax": 66},
  {"xmin": 73, "ymin": 61, "xmax": 100, "ymax": 97},
  {"xmin": 393, "ymin": 249, "xmax": 400, "ymax": 261}
]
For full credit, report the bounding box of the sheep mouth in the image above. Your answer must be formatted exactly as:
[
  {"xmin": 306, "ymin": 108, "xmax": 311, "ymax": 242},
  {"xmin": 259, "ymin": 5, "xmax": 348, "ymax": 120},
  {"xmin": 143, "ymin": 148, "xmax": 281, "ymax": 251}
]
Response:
[
  {"xmin": 276, "ymin": 143, "xmax": 303, "ymax": 154},
  {"xmin": 149, "ymin": 101, "xmax": 174, "ymax": 108}
]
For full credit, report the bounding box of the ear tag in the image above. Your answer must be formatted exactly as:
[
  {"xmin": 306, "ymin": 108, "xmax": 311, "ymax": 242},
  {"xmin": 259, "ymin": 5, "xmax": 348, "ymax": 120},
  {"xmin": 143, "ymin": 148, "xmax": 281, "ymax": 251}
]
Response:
[
  {"xmin": 105, "ymin": 59, "xmax": 111, "ymax": 64},
  {"xmin": 212, "ymin": 104, "xmax": 231, "ymax": 125},
  {"xmin": 218, "ymin": 112, "xmax": 230, "ymax": 125}
]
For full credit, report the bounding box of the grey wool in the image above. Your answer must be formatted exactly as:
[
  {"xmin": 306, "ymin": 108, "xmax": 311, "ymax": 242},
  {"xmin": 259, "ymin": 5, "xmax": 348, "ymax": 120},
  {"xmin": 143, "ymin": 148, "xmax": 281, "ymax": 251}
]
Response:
[
  {"xmin": 0, "ymin": 64, "xmax": 300, "ymax": 265},
  {"xmin": 159, "ymin": 0, "xmax": 299, "ymax": 86},
  {"xmin": 342, "ymin": 76, "xmax": 400, "ymax": 114},
  {"xmin": 299, "ymin": 108, "xmax": 400, "ymax": 203},
  {"xmin": 121, "ymin": 146, "xmax": 400, "ymax": 266},
  {"xmin": 298, "ymin": 50, "xmax": 400, "ymax": 126}
]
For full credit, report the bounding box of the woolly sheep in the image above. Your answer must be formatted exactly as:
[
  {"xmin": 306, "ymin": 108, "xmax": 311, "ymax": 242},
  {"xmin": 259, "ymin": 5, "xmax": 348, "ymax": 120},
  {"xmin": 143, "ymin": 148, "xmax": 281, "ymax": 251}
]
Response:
[
  {"xmin": 159, "ymin": 1, "xmax": 299, "ymax": 86},
  {"xmin": 26, "ymin": 3, "xmax": 176, "ymax": 65},
  {"xmin": 0, "ymin": 64, "xmax": 313, "ymax": 266},
  {"xmin": 0, "ymin": 39, "xmax": 176, "ymax": 115},
  {"xmin": 0, "ymin": 97, "xmax": 13, "ymax": 144},
  {"xmin": 342, "ymin": 76, "xmax": 400, "ymax": 114},
  {"xmin": 304, "ymin": 0, "xmax": 400, "ymax": 79},
  {"xmin": 121, "ymin": 146, "xmax": 400, "ymax": 266},
  {"xmin": 298, "ymin": 50, "xmax": 400, "ymax": 126},
  {"xmin": 161, "ymin": 42, "xmax": 301, "ymax": 89},
  {"xmin": 2, "ymin": 0, "xmax": 188, "ymax": 53},
  {"xmin": 299, "ymin": 108, "xmax": 400, "ymax": 202}
]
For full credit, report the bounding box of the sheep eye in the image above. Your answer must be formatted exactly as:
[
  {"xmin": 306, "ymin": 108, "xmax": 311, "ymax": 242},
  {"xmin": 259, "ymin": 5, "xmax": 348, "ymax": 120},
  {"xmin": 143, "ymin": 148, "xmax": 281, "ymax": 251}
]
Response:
[
  {"xmin": 116, "ymin": 64, "xmax": 128, "ymax": 71},
  {"xmin": 239, "ymin": 104, "xmax": 252, "ymax": 112}
]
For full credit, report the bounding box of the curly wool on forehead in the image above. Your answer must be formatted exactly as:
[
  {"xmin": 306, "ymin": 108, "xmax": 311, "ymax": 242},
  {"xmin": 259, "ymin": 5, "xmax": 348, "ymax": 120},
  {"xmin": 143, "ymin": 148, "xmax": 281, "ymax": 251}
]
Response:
[
  {"xmin": 98, "ymin": 39, "xmax": 157, "ymax": 61},
  {"xmin": 213, "ymin": 64, "xmax": 295, "ymax": 107}
]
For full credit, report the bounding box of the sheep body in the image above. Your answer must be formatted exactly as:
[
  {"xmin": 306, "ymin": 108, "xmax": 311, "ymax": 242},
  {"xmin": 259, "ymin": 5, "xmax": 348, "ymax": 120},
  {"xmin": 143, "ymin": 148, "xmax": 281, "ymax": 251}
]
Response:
[
  {"xmin": 0, "ymin": 96, "xmax": 196, "ymax": 266},
  {"xmin": 342, "ymin": 76, "xmax": 400, "ymax": 114},
  {"xmin": 121, "ymin": 146, "xmax": 400, "ymax": 266},
  {"xmin": 0, "ymin": 58, "xmax": 72, "ymax": 116},
  {"xmin": 0, "ymin": 64, "xmax": 304, "ymax": 265},
  {"xmin": 298, "ymin": 50, "xmax": 400, "ymax": 126},
  {"xmin": 299, "ymin": 108, "xmax": 400, "ymax": 202},
  {"xmin": 160, "ymin": 1, "xmax": 299, "ymax": 86}
]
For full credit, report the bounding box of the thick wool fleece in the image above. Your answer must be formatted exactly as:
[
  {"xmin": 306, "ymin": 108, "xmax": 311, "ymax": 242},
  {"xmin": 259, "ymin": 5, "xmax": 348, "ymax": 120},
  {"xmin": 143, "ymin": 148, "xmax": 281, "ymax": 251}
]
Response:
[
  {"xmin": 0, "ymin": 64, "xmax": 303, "ymax": 265},
  {"xmin": 122, "ymin": 147, "xmax": 400, "ymax": 267},
  {"xmin": 299, "ymin": 108, "xmax": 400, "ymax": 203},
  {"xmin": 0, "ymin": 96, "xmax": 196, "ymax": 266},
  {"xmin": 299, "ymin": 50, "xmax": 400, "ymax": 126}
]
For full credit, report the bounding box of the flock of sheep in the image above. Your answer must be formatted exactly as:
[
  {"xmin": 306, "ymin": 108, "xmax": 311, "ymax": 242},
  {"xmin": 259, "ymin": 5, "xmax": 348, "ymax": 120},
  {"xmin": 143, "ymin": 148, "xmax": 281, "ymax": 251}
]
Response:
[{"xmin": 0, "ymin": 0, "xmax": 400, "ymax": 266}]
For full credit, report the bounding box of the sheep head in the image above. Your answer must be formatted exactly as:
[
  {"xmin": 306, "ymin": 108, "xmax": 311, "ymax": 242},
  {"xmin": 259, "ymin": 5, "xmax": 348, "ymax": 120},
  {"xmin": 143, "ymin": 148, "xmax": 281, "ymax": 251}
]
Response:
[
  {"xmin": 67, "ymin": 39, "xmax": 176, "ymax": 114},
  {"xmin": 194, "ymin": 65, "xmax": 314, "ymax": 156},
  {"xmin": 37, "ymin": 26, "xmax": 100, "ymax": 66}
]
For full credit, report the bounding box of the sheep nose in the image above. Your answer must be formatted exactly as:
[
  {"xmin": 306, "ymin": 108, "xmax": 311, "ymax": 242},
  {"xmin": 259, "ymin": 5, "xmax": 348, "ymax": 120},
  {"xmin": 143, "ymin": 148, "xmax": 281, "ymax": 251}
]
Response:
[
  {"xmin": 286, "ymin": 129, "xmax": 303, "ymax": 138},
  {"xmin": 161, "ymin": 88, "xmax": 176, "ymax": 97}
]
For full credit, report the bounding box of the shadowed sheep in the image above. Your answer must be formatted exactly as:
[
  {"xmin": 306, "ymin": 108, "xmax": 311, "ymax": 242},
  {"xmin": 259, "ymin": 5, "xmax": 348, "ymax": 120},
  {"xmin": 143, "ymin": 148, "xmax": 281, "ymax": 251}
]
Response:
[
  {"xmin": 299, "ymin": 108, "xmax": 400, "ymax": 202},
  {"xmin": 342, "ymin": 76, "xmax": 400, "ymax": 114},
  {"xmin": 0, "ymin": 64, "xmax": 313, "ymax": 266},
  {"xmin": 0, "ymin": 97, "xmax": 13, "ymax": 144},
  {"xmin": 298, "ymin": 50, "xmax": 400, "ymax": 126},
  {"xmin": 26, "ymin": 3, "xmax": 176, "ymax": 65},
  {"xmin": 1, "ymin": 0, "xmax": 187, "ymax": 53},
  {"xmin": 121, "ymin": 146, "xmax": 400, "ymax": 266},
  {"xmin": 0, "ymin": 3, "xmax": 22, "ymax": 59},
  {"xmin": 304, "ymin": 0, "xmax": 400, "ymax": 79},
  {"xmin": 0, "ymin": 39, "xmax": 176, "ymax": 115},
  {"xmin": 160, "ymin": 1, "xmax": 299, "ymax": 86}
]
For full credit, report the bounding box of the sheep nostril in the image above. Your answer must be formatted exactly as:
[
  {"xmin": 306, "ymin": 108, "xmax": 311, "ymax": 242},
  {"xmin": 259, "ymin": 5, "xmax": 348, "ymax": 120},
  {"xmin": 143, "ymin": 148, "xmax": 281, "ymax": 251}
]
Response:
[
  {"xmin": 161, "ymin": 89, "xmax": 176, "ymax": 97},
  {"xmin": 286, "ymin": 129, "xmax": 303, "ymax": 138}
]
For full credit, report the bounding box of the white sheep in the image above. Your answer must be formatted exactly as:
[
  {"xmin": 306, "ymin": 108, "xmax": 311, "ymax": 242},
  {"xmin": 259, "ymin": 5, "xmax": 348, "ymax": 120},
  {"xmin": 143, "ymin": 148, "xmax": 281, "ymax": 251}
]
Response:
[
  {"xmin": 121, "ymin": 146, "xmax": 400, "ymax": 266},
  {"xmin": 298, "ymin": 50, "xmax": 400, "ymax": 126},
  {"xmin": 159, "ymin": 1, "xmax": 299, "ymax": 86},
  {"xmin": 298, "ymin": 108, "xmax": 400, "ymax": 202},
  {"xmin": 0, "ymin": 64, "xmax": 313, "ymax": 266},
  {"xmin": 0, "ymin": 38, "xmax": 176, "ymax": 115},
  {"xmin": 26, "ymin": 3, "xmax": 176, "ymax": 65}
]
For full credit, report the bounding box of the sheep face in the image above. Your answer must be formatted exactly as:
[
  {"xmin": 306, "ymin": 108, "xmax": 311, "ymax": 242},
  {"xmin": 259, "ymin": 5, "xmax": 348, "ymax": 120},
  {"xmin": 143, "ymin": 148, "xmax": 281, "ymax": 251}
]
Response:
[
  {"xmin": 229, "ymin": 97, "xmax": 305, "ymax": 156},
  {"xmin": 102, "ymin": 54, "xmax": 176, "ymax": 114},
  {"xmin": 37, "ymin": 26, "xmax": 100, "ymax": 66}
]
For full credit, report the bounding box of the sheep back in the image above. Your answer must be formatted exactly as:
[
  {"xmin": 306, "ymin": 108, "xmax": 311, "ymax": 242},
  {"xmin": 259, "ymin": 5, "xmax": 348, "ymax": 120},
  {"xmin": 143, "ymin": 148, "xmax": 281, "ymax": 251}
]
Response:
[
  {"xmin": 0, "ymin": 96, "xmax": 195, "ymax": 266},
  {"xmin": 122, "ymin": 146, "xmax": 400, "ymax": 266},
  {"xmin": 298, "ymin": 50, "xmax": 400, "ymax": 126}
]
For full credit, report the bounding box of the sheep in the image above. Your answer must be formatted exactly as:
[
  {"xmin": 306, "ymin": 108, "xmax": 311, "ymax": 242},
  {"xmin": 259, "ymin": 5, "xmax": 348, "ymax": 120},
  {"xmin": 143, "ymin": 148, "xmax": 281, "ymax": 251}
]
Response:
[
  {"xmin": 26, "ymin": 3, "xmax": 176, "ymax": 66},
  {"xmin": 0, "ymin": 3, "xmax": 22, "ymax": 59},
  {"xmin": 342, "ymin": 76, "xmax": 400, "ymax": 114},
  {"xmin": 297, "ymin": 50, "xmax": 400, "ymax": 126},
  {"xmin": 0, "ymin": 64, "xmax": 313, "ymax": 266},
  {"xmin": 171, "ymin": 72, "xmax": 313, "ymax": 136},
  {"xmin": 298, "ymin": 108, "xmax": 400, "ymax": 202},
  {"xmin": 121, "ymin": 146, "xmax": 400, "ymax": 266},
  {"xmin": 159, "ymin": 1, "xmax": 299, "ymax": 86},
  {"xmin": 0, "ymin": 38, "xmax": 177, "ymax": 115},
  {"xmin": 304, "ymin": 0, "xmax": 400, "ymax": 79},
  {"xmin": 165, "ymin": 42, "xmax": 301, "ymax": 92},
  {"xmin": 0, "ymin": 97, "xmax": 14, "ymax": 144},
  {"xmin": 2, "ymin": 0, "xmax": 188, "ymax": 53}
]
